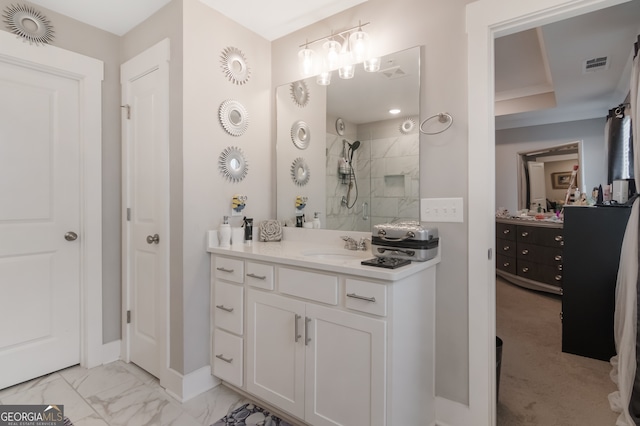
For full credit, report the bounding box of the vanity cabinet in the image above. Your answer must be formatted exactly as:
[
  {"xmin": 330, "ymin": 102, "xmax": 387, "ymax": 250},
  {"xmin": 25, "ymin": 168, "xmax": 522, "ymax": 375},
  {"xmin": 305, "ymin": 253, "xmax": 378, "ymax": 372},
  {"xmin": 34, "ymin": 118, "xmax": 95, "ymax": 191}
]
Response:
[
  {"xmin": 496, "ymin": 218, "xmax": 563, "ymax": 295},
  {"xmin": 208, "ymin": 241, "xmax": 439, "ymax": 426}
]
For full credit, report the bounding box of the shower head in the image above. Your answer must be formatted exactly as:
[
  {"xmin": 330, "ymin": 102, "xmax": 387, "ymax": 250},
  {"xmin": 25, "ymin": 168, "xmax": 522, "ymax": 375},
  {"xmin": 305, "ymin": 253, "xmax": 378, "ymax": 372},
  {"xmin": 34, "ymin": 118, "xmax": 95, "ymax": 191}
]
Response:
[{"xmin": 349, "ymin": 140, "xmax": 361, "ymax": 151}]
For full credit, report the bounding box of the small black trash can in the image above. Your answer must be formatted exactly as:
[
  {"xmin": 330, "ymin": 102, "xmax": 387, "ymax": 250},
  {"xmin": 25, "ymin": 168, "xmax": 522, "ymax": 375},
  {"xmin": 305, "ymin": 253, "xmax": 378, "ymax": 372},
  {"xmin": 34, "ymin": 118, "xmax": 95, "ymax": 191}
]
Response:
[{"xmin": 496, "ymin": 336, "xmax": 503, "ymax": 400}]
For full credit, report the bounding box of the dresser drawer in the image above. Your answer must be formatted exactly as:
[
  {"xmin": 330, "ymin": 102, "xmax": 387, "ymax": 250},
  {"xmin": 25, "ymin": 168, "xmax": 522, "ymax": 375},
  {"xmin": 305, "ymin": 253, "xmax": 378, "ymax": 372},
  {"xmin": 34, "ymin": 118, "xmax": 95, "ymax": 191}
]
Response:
[
  {"xmin": 496, "ymin": 254, "xmax": 516, "ymax": 275},
  {"xmin": 279, "ymin": 267, "xmax": 338, "ymax": 305},
  {"xmin": 345, "ymin": 278, "xmax": 387, "ymax": 317},
  {"xmin": 496, "ymin": 222, "xmax": 516, "ymax": 241},
  {"xmin": 518, "ymin": 225, "xmax": 563, "ymax": 248},
  {"xmin": 214, "ymin": 281, "xmax": 244, "ymax": 335},
  {"xmin": 212, "ymin": 329, "xmax": 243, "ymax": 387},
  {"xmin": 496, "ymin": 238, "xmax": 516, "ymax": 258},
  {"xmin": 517, "ymin": 243, "xmax": 563, "ymax": 266},
  {"xmin": 214, "ymin": 257, "xmax": 244, "ymax": 283},
  {"xmin": 245, "ymin": 261, "xmax": 274, "ymax": 290}
]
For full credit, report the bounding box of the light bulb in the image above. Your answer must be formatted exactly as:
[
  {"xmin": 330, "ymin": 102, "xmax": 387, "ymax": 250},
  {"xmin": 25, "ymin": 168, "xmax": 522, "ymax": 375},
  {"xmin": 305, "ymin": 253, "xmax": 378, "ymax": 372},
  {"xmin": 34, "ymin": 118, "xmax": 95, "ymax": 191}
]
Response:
[
  {"xmin": 317, "ymin": 70, "xmax": 331, "ymax": 86},
  {"xmin": 338, "ymin": 50, "xmax": 355, "ymax": 79},
  {"xmin": 323, "ymin": 39, "xmax": 342, "ymax": 71},
  {"xmin": 298, "ymin": 47, "xmax": 316, "ymax": 77},
  {"xmin": 364, "ymin": 57, "xmax": 380, "ymax": 72},
  {"xmin": 349, "ymin": 29, "xmax": 371, "ymax": 62}
]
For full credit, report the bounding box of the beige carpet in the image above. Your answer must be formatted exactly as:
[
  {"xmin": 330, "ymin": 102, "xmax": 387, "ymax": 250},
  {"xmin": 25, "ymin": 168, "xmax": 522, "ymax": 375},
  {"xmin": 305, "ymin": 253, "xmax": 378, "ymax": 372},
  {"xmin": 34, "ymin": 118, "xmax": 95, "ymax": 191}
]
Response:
[{"xmin": 496, "ymin": 277, "xmax": 619, "ymax": 425}]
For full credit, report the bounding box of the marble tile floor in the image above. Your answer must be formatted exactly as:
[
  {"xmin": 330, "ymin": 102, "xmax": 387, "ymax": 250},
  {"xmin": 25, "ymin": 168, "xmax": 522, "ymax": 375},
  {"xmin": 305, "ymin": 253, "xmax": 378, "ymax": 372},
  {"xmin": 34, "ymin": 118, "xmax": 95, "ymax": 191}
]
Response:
[{"xmin": 0, "ymin": 361, "xmax": 250, "ymax": 426}]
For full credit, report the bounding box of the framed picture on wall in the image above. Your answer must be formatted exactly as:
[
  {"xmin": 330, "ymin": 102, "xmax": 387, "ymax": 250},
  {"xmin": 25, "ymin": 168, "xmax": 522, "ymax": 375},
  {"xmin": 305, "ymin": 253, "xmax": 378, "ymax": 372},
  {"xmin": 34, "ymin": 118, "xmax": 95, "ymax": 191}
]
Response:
[{"xmin": 551, "ymin": 171, "xmax": 573, "ymax": 189}]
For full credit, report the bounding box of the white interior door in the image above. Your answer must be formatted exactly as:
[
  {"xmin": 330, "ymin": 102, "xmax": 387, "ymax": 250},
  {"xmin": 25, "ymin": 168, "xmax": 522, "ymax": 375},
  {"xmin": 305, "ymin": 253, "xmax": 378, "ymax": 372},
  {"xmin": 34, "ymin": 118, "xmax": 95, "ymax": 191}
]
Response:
[
  {"xmin": 122, "ymin": 40, "xmax": 170, "ymax": 379},
  {"xmin": 528, "ymin": 161, "xmax": 547, "ymax": 210},
  {"xmin": 0, "ymin": 59, "xmax": 81, "ymax": 389}
]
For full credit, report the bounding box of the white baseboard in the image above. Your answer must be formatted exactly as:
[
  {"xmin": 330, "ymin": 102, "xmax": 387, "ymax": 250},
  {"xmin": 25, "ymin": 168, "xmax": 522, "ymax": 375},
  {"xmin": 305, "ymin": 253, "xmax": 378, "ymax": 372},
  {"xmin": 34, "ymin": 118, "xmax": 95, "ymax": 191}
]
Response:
[
  {"xmin": 163, "ymin": 365, "xmax": 220, "ymax": 403},
  {"xmin": 435, "ymin": 396, "xmax": 473, "ymax": 426},
  {"xmin": 102, "ymin": 340, "xmax": 121, "ymax": 364}
]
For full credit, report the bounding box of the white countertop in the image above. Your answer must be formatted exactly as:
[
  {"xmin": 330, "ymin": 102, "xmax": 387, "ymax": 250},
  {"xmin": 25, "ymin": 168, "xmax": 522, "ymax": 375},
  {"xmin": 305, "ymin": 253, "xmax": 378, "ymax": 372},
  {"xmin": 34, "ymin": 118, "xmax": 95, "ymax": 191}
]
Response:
[{"xmin": 207, "ymin": 238, "xmax": 441, "ymax": 281}]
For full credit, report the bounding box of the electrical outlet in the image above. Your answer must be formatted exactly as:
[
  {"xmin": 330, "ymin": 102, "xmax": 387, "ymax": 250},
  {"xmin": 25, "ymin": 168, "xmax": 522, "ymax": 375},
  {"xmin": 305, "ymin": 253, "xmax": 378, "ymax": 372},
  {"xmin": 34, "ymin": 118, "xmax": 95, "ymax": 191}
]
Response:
[{"xmin": 421, "ymin": 197, "xmax": 464, "ymax": 223}]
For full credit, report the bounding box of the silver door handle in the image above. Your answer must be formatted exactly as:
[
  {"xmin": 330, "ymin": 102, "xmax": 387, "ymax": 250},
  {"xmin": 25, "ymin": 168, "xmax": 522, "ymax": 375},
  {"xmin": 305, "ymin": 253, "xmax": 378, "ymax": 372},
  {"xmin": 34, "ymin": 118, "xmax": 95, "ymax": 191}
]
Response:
[
  {"xmin": 215, "ymin": 304, "xmax": 234, "ymax": 313},
  {"xmin": 246, "ymin": 273, "xmax": 266, "ymax": 280},
  {"xmin": 215, "ymin": 354, "xmax": 233, "ymax": 364},
  {"xmin": 305, "ymin": 317, "xmax": 311, "ymax": 346},
  {"xmin": 216, "ymin": 267, "xmax": 234, "ymax": 273},
  {"xmin": 64, "ymin": 231, "xmax": 78, "ymax": 241},
  {"xmin": 347, "ymin": 293, "xmax": 376, "ymax": 303},
  {"xmin": 294, "ymin": 314, "xmax": 301, "ymax": 343},
  {"xmin": 146, "ymin": 234, "xmax": 160, "ymax": 244}
]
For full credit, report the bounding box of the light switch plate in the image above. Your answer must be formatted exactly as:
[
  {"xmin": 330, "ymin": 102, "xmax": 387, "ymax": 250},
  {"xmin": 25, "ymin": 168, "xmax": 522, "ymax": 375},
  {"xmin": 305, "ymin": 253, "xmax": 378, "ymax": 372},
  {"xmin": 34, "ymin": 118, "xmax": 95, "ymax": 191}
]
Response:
[{"xmin": 421, "ymin": 197, "xmax": 464, "ymax": 223}]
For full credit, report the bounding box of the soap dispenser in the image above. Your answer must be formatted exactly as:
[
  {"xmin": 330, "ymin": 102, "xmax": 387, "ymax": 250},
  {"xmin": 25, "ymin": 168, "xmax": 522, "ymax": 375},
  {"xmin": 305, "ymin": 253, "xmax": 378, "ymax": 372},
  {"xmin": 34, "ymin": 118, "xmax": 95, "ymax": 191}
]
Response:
[
  {"xmin": 312, "ymin": 212, "xmax": 321, "ymax": 229},
  {"xmin": 219, "ymin": 216, "xmax": 231, "ymax": 248}
]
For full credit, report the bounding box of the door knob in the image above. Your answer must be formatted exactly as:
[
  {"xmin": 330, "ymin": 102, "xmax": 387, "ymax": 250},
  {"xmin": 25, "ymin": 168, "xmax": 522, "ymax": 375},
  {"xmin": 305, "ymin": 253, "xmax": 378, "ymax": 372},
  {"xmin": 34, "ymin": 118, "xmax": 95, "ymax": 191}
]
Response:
[
  {"xmin": 146, "ymin": 234, "xmax": 160, "ymax": 244},
  {"xmin": 64, "ymin": 231, "xmax": 78, "ymax": 241}
]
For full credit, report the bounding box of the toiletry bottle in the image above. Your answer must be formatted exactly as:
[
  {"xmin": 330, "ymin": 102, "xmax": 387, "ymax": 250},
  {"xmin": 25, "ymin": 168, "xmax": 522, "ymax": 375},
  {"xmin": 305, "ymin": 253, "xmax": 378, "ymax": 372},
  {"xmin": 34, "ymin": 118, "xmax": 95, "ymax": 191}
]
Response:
[
  {"xmin": 313, "ymin": 212, "xmax": 321, "ymax": 229},
  {"xmin": 243, "ymin": 217, "xmax": 253, "ymax": 243},
  {"xmin": 219, "ymin": 216, "xmax": 231, "ymax": 248}
]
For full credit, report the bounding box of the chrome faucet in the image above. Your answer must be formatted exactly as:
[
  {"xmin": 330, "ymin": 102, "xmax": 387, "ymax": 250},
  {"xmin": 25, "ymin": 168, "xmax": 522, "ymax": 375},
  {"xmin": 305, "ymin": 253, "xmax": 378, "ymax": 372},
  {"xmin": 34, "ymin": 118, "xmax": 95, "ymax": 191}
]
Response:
[{"xmin": 341, "ymin": 236, "xmax": 369, "ymax": 251}]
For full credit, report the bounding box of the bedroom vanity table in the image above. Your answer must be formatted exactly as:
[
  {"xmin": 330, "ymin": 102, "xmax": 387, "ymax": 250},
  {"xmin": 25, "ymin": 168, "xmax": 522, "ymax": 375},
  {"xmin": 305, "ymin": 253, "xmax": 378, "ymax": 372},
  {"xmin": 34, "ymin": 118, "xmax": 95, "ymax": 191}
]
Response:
[{"xmin": 207, "ymin": 229, "xmax": 440, "ymax": 426}]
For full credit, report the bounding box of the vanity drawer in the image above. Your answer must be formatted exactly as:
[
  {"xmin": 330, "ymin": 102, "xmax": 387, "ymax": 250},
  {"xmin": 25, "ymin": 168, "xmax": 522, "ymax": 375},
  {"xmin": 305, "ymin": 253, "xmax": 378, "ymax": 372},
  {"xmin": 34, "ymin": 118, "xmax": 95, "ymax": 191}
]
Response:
[
  {"xmin": 246, "ymin": 261, "xmax": 274, "ymax": 290},
  {"xmin": 345, "ymin": 279, "xmax": 387, "ymax": 317},
  {"xmin": 214, "ymin": 256, "xmax": 244, "ymax": 283},
  {"xmin": 496, "ymin": 238, "xmax": 516, "ymax": 257},
  {"xmin": 212, "ymin": 329, "xmax": 243, "ymax": 387},
  {"xmin": 214, "ymin": 282, "xmax": 244, "ymax": 335},
  {"xmin": 278, "ymin": 267, "xmax": 338, "ymax": 305}
]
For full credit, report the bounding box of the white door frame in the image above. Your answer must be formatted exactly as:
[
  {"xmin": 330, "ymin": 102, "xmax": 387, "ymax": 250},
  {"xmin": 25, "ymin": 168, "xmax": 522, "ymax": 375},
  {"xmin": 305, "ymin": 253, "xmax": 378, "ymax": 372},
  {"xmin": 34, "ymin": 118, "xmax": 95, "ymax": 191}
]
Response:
[
  {"xmin": 0, "ymin": 31, "xmax": 104, "ymax": 369},
  {"xmin": 121, "ymin": 39, "xmax": 171, "ymax": 386},
  {"xmin": 465, "ymin": 0, "xmax": 631, "ymax": 425}
]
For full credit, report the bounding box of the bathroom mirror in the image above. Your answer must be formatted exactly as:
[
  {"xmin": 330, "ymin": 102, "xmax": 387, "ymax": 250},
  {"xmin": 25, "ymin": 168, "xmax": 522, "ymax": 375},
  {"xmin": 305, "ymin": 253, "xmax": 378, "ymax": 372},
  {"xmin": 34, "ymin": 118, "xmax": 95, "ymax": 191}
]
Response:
[
  {"xmin": 276, "ymin": 46, "xmax": 421, "ymax": 231},
  {"xmin": 219, "ymin": 146, "xmax": 249, "ymax": 182}
]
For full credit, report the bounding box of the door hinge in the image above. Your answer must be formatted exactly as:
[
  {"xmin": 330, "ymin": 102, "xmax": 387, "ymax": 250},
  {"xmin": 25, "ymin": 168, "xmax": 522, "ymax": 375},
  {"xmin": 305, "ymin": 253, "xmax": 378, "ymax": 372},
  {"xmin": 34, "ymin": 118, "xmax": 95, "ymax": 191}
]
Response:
[
  {"xmin": 488, "ymin": 248, "xmax": 493, "ymax": 260},
  {"xmin": 127, "ymin": 310, "xmax": 131, "ymax": 324},
  {"xmin": 121, "ymin": 104, "xmax": 131, "ymax": 120},
  {"xmin": 126, "ymin": 207, "xmax": 131, "ymax": 221}
]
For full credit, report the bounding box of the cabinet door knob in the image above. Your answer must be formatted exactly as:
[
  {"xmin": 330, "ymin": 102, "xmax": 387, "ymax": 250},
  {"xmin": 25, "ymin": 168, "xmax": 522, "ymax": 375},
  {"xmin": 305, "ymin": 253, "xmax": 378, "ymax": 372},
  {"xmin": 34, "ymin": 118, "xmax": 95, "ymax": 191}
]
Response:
[
  {"xmin": 503, "ymin": 229, "xmax": 510, "ymax": 234},
  {"xmin": 503, "ymin": 262, "xmax": 510, "ymax": 267},
  {"xmin": 521, "ymin": 231, "xmax": 529, "ymax": 237},
  {"xmin": 554, "ymin": 235, "xmax": 563, "ymax": 242},
  {"xmin": 521, "ymin": 249, "xmax": 529, "ymax": 255},
  {"xmin": 555, "ymin": 275, "xmax": 562, "ymax": 281},
  {"xmin": 522, "ymin": 267, "xmax": 529, "ymax": 273},
  {"xmin": 503, "ymin": 246, "xmax": 510, "ymax": 251},
  {"xmin": 557, "ymin": 265, "xmax": 563, "ymax": 271},
  {"xmin": 554, "ymin": 255, "xmax": 562, "ymax": 261}
]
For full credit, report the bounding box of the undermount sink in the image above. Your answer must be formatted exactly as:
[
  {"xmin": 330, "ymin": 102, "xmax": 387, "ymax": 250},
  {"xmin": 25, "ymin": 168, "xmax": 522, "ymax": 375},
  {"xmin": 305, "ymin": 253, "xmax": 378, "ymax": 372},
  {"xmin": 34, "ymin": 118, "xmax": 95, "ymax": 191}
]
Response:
[{"xmin": 300, "ymin": 248, "xmax": 365, "ymax": 260}]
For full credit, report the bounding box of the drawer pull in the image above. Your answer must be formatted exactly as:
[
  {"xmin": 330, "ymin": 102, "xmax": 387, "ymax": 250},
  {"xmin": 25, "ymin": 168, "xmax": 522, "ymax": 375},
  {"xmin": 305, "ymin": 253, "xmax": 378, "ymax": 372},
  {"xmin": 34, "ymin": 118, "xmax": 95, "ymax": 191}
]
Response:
[
  {"xmin": 215, "ymin": 304, "xmax": 234, "ymax": 313},
  {"xmin": 503, "ymin": 246, "xmax": 510, "ymax": 251},
  {"xmin": 554, "ymin": 255, "xmax": 562, "ymax": 261},
  {"xmin": 557, "ymin": 265, "xmax": 563, "ymax": 271},
  {"xmin": 554, "ymin": 235, "xmax": 563, "ymax": 242},
  {"xmin": 215, "ymin": 354, "xmax": 233, "ymax": 364},
  {"xmin": 555, "ymin": 275, "xmax": 562, "ymax": 281},
  {"xmin": 521, "ymin": 249, "xmax": 529, "ymax": 255},
  {"xmin": 521, "ymin": 231, "xmax": 529, "ymax": 237},
  {"xmin": 216, "ymin": 267, "xmax": 234, "ymax": 273},
  {"xmin": 522, "ymin": 267, "xmax": 529, "ymax": 273},
  {"xmin": 246, "ymin": 273, "xmax": 267, "ymax": 280},
  {"xmin": 503, "ymin": 262, "xmax": 510, "ymax": 268},
  {"xmin": 347, "ymin": 293, "xmax": 376, "ymax": 303},
  {"xmin": 503, "ymin": 229, "xmax": 510, "ymax": 235},
  {"xmin": 294, "ymin": 314, "xmax": 302, "ymax": 343},
  {"xmin": 305, "ymin": 317, "xmax": 312, "ymax": 346}
]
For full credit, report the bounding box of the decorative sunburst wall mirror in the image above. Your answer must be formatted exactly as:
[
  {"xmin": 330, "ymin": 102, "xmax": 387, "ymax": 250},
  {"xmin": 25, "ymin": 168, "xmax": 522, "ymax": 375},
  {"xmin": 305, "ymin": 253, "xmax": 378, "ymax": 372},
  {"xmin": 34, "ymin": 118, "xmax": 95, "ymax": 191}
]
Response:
[
  {"xmin": 291, "ymin": 157, "xmax": 310, "ymax": 186},
  {"xmin": 219, "ymin": 100, "xmax": 249, "ymax": 136},
  {"xmin": 400, "ymin": 118, "xmax": 416, "ymax": 134},
  {"xmin": 291, "ymin": 120, "xmax": 310, "ymax": 150},
  {"xmin": 2, "ymin": 4, "xmax": 54, "ymax": 46},
  {"xmin": 220, "ymin": 46, "xmax": 250, "ymax": 85},
  {"xmin": 290, "ymin": 80, "xmax": 309, "ymax": 107},
  {"xmin": 218, "ymin": 146, "xmax": 249, "ymax": 183}
]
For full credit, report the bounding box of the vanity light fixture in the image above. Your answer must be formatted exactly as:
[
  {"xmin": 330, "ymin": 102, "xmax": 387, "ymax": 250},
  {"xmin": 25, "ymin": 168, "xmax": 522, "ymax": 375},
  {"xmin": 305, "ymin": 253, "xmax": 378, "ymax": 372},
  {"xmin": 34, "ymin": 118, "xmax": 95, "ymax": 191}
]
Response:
[{"xmin": 297, "ymin": 21, "xmax": 378, "ymax": 85}]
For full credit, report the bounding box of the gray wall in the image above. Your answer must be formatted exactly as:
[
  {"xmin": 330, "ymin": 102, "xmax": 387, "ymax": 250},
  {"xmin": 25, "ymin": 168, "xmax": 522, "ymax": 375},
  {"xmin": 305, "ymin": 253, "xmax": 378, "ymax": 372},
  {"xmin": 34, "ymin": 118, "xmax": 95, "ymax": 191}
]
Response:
[
  {"xmin": 0, "ymin": 0, "xmax": 122, "ymax": 345},
  {"xmin": 496, "ymin": 118, "xmax": 608, "ymax": 213},
  {"xmin": 272, "ymin": 0, "xmax": 473, "ymax": 404}
]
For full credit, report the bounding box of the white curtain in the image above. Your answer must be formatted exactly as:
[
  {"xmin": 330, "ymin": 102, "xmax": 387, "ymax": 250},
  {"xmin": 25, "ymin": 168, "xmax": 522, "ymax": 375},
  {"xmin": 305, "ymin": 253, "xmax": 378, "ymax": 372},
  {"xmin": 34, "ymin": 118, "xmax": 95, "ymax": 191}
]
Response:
[{"xmin": 609, "ymin": 44, "xmax": 640, "ymax": 426}]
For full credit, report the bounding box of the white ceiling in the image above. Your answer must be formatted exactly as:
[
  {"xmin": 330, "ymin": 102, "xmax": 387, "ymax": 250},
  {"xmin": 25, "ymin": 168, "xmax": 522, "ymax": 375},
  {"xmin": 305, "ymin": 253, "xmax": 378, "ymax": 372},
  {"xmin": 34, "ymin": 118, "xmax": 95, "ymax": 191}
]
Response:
[{"xmin": 19, "ymin": 0, "xmax": 640, "ymax": 130}]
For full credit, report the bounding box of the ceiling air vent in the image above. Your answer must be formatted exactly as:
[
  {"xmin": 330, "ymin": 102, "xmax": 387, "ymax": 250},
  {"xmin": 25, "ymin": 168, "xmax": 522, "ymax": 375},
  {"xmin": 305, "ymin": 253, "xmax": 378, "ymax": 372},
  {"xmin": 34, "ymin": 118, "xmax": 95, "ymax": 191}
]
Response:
[
  {"xmin": 583, "ymin": 56, "xmax": 609, "ymax": 73},
  {"xmin": 378, "ymin": 65, "xmax": 407, "ymax": 79}
]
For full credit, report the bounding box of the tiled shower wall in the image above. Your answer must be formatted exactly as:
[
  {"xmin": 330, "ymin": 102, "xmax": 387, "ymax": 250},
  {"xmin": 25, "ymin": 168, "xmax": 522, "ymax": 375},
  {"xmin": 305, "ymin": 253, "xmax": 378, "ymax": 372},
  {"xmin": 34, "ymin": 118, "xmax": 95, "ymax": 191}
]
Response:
[{"xmin": 326, "ymin": 116, "xmax": 420, "ymax": 232}]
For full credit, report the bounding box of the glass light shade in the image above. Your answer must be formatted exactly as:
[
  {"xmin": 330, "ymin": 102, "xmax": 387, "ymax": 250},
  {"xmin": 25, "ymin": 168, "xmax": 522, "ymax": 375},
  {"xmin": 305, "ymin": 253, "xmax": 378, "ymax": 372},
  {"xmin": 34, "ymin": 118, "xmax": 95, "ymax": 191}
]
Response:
[
  {"xmin": 323, "ymin": 39, "xmax": 342, "ymax": 71},
  {"xmin": 338, "ymin": 50, "xmax": 355, "ymax": 79},
  {"xmin": 349, "ymin": 29, "xmax": 371, "ymax": 62},
  {"xmin": 363, "ymin": 57, "xmax": 380, "ymax": 72},
  {"xmin": 298, "ymin": 47, "xmax": 316, "ymax": 77},
  {"xmin": 317, "ymin": 70, "xmax": 332, "ymax": 86}
]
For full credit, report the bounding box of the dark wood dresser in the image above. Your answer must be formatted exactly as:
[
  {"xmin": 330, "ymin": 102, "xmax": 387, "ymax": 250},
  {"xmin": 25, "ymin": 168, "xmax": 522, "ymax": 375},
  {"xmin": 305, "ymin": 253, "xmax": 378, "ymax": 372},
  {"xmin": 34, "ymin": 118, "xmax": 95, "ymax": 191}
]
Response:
[{"xmin": 496, "ymin": 217, "xmax": 564, "ymax": 295}]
